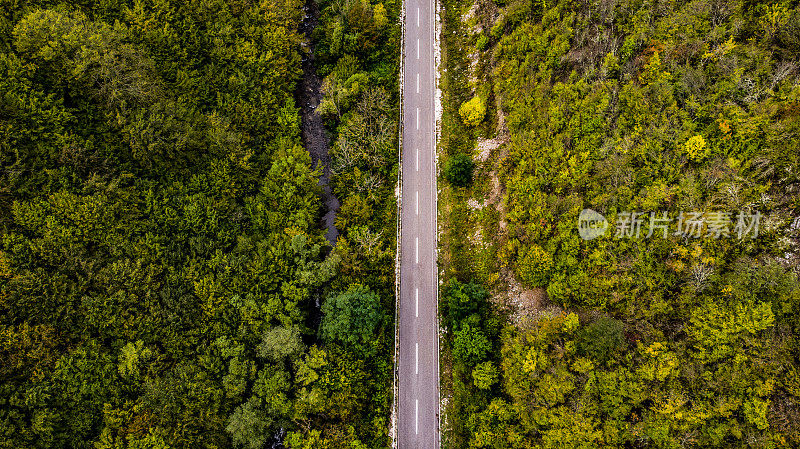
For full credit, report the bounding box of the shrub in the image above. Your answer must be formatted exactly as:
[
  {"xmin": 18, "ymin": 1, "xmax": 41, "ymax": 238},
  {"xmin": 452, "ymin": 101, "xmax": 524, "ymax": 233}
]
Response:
[
  {"xmin": 459, "ymin": 96, "xmax": 486, "ymax": 127},
  {"xmin": 490, "ymin": 21, "xmax": 505, "ymax": 40},
  {"xmin": 476, "ymin": 34, "xmax": 489, "ymax": 51},
  {"xmin": 601, "ymin": 52, "xmax": 619, "ymax": 78},
  {"xmin": 443, "ymin": 154, "xmax": 474, "ymax": 187}
]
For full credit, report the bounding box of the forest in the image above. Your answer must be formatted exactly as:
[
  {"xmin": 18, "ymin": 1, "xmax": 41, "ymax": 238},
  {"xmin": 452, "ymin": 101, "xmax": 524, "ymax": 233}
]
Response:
[
  {"xmin": 438, "ymin": 0, "xmax": 800, "ymax": 447},
  {"xmin": 0, "ymin": 0, "xmax": 399, "ymax": 447}
]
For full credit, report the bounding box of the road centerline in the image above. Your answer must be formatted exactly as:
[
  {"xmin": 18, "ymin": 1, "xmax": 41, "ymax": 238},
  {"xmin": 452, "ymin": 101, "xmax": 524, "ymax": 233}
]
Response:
[
  {"xmin": 415, "ymin": 399, "xmax": 419, "ymax": 435},
  {"xmin": 415, "ymin": 288, "xmax": 419, "ymax": 317}
]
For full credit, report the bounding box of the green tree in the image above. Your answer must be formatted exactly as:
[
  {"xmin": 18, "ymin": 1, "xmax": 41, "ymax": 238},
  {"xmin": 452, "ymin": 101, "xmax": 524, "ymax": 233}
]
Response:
[
  {"xmin": 443, "ymin": 154, "xmax": 475, "ymax": 187},
  {"xmin": 258, "ymin": 325, "xmax": 305, "ymax": 362},
  {"xmin": 577, "ymin": 316, "xmax": 625, "ymax": 364},
  {"xmin": 472, "ymin": 361, "xmax": 498, "ymax": 390},
  {"xmin": 452, "ymin": 324, "xmax": 491, "ymax": 366},
  {"xmin": 320, "ymin": 284, "xmax": 384, "ymax": 348},
  {"xmin": 516, "ymin": 244, "xmax": 552, "ymax": 288},
  {"xmin": 226, "ymin": 397, "xmax": 272, "ymax": 449}
]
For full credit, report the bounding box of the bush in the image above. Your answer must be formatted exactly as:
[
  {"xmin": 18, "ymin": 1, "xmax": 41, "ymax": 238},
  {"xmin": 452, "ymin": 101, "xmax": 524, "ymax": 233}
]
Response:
[
  {"xmin": 459, "ymin": 96, "xmax": 486, "ymax": 126},
  {"xmin": 600, "ymin": 52, "xmax": 619, "ymax": 78},
  {"xmin": 476, "ymin": 34, "xmax": 489, "ymax": 51},
  {"xmin": 443, "ymin": 154, "xmax": 474, "ymax": 187}
]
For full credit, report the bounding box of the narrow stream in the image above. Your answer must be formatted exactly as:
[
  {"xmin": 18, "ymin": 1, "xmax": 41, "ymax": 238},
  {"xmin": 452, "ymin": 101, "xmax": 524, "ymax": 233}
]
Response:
[
  {"xmin": 262, "ymin": 6, "xmax": 339, "ymax": 449},
  {"xmin": 297, "ymin": 0, "xmax": 340, "ymax": 246}
]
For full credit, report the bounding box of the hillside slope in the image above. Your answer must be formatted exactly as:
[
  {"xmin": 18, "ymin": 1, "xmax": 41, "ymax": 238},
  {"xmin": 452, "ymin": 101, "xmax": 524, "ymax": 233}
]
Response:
[{"xmin": 438, "ymin": 0, "xmax": 800, "ymax": 447}]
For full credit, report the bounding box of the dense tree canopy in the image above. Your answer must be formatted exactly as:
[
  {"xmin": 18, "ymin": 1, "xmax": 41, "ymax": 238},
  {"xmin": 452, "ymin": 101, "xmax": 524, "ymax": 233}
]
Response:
[{"xmin": 0, "ymin": 0, "xmax": 399, "ymax": 447}]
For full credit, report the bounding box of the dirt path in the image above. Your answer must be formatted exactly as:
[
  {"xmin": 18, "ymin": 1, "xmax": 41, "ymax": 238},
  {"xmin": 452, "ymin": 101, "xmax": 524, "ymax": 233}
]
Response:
[{"xmin": 297, "ymin": 0, "xmax": 340, "ymax": 246}]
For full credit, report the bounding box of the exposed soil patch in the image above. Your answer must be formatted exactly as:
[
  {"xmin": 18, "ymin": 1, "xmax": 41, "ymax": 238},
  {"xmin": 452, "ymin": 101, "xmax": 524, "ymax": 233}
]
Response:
[
  {"xmin": 475, "ymin": 137, "xmax": 504, "ymax": 162},
  {"xmin": 498, "ymin": 275, "xmax": 548, "ymax": 326},
  {"xmin": 297, "ymin": 0, "xmax": 340, "ymax": 246}
]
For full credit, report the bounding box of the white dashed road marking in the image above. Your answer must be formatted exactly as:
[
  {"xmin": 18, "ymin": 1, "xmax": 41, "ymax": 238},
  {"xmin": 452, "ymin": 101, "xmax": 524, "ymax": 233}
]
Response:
[
  {"xmin": 415, "ymin": 343, "xmax": 419, "ymax": 374},
  {"xmin": 415, "ymin": 399, "xmax": 419, "ymax": 434}
]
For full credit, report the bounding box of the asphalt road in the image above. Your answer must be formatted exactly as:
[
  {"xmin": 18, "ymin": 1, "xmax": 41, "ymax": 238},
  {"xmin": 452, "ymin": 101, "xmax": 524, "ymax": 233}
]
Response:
[{"xmin": 396, "ymin": 0, "xmax": 439, "ymax": 445}]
